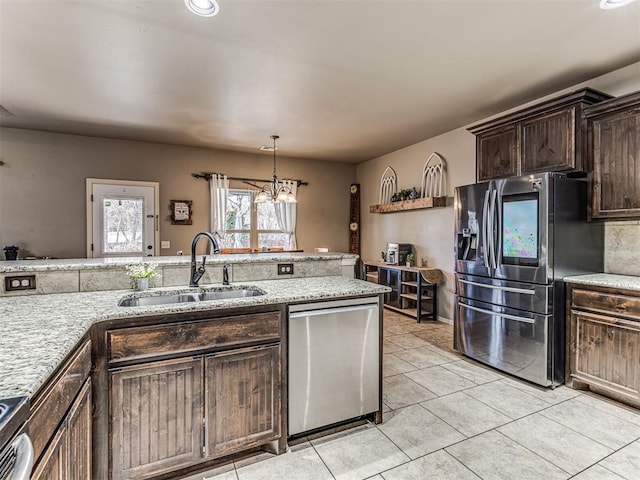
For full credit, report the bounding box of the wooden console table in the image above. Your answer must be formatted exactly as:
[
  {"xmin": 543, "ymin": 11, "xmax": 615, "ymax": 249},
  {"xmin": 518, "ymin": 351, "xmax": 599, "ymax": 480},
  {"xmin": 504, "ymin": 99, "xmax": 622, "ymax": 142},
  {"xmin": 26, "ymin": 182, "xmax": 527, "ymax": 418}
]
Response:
[{"xmin": 364, "ymin": 261, "xmax": 443, "ymax": 322}]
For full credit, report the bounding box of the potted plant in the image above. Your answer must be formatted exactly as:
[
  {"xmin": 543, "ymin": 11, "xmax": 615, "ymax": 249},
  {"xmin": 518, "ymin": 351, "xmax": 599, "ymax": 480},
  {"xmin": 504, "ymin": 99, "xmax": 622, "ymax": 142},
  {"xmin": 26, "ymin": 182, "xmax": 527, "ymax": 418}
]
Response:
[
  {"xmin": 3, "ymin": 245, "xmax": 19, "ymax": 261},
  {"xmin": 405, "ymin": 253, "xmax": 414, "ymax": 267},
  {"xmin": 126, "ymin": 261, "xmax": 157, "ymax": 291}
]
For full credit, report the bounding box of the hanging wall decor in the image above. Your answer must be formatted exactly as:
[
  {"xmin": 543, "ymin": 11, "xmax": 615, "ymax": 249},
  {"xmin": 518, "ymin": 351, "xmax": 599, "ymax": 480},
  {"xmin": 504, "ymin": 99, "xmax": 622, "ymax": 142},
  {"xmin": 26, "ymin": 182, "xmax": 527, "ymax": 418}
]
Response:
[
  {"xmin": 349, "ymin": 184, "xmax": 360, "ymax": 255},
  {"xmin": 369, "ymin": 154, "xmax": 447, "ymax": 214},
  {"xmin": 421, "ymin": 152, "xmax": 446, "ymax": 198},
  {"xmin": 378, "ymin": 166, "xmax": 397, "ymax": 204},
  {"xmin": 170, "ymin": 200, "xmax": 193, "ymax": 225}
]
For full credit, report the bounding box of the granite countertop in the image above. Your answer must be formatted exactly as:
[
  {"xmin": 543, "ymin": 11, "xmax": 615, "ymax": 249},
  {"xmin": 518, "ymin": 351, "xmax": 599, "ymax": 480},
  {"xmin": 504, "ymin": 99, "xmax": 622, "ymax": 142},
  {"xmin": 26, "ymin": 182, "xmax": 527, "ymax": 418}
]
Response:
[
  {"xmin": 0, "ymin": 252, "xmax": 357, "ymax": 273},
  {"xmin": 0, "ymin": 276, "xmax": 388, "ymax": 399},
  {"xmin": 564, "ymin": 273, "xmax": 640, "ymax": 292}
]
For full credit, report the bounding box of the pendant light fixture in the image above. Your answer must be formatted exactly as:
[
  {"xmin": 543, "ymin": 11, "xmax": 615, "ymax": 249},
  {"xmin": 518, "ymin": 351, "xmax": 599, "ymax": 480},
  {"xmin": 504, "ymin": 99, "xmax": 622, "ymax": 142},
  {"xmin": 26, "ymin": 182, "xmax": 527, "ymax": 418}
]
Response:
[{"xmin": 254, "ymin": 135, "xmax": 297, "ymax": 204}]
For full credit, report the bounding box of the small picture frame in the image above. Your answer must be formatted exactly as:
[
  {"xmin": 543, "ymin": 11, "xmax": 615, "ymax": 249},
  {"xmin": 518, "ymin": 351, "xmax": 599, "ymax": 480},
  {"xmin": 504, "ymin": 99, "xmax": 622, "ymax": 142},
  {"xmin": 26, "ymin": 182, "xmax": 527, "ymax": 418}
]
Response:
[{"xmin": 170, "ymin": 200, "xmax": 193, "ymax": 225}]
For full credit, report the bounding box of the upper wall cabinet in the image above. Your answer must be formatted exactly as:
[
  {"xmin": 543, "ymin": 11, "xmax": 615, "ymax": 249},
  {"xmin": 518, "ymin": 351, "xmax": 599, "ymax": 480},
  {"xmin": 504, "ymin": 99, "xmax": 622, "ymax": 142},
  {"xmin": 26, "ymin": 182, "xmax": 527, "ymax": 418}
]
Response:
[
  {"xmin": 585, "ymin": 91, "xmax": 640, "ymax": 220},
  {"xmin": 469, "ymin": 88, "xmax": 613, "ymax": 182}
]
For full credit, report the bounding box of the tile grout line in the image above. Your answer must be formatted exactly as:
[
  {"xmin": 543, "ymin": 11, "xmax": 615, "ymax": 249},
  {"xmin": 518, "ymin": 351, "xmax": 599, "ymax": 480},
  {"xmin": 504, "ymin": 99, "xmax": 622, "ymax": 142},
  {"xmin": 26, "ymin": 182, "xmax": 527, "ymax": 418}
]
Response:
[
  {"xmin": 536, "ymin": 399, "xmax": 639, "ymax": 451},
  {"xmin": 307, "ymin": 437, "xmax": 338, "ymax": 480}
]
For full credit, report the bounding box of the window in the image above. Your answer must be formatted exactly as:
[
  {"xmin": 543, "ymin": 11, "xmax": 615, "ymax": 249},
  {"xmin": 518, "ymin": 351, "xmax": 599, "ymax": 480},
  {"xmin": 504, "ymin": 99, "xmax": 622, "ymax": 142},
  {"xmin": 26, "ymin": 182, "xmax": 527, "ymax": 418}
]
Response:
[{"xmin": 221, "ymin": 190, "xmax": 290, "ymax": 250}]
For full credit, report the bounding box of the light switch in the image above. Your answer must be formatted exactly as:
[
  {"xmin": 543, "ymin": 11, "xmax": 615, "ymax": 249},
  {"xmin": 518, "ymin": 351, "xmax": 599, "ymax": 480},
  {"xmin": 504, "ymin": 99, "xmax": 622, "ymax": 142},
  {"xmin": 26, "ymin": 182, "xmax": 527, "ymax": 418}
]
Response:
[{"xmin": 161, "ymin": 241, "xmax": 170, "ymax": 249}]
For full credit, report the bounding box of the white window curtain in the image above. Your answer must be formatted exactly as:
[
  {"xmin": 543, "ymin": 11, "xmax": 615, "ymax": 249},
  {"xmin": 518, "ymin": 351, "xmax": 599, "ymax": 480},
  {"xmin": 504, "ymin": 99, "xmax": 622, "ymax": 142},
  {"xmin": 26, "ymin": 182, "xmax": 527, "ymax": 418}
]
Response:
[
  {"xmin": 209, "ymin": 174, "xmax": 229, "ymax": 253},
  {"xmin": 274, "ymin": 180, "xmax": 298, "ymax": 249}
]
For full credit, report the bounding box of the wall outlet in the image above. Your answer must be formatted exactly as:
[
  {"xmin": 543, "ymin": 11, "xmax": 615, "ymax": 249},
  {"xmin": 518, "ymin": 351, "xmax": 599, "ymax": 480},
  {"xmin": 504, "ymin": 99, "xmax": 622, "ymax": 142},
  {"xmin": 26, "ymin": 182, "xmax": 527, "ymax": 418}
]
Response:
[
  {"xmin": 5, "ymin": 274, "xmax": 36, "ymax": 291},
  {"xmin": 277, "ymin": 263, "xmax": 294, "ymax": 275},
  {"xmin": 161, "ymin": 241, "xmax": 170, "ymax": 249}
]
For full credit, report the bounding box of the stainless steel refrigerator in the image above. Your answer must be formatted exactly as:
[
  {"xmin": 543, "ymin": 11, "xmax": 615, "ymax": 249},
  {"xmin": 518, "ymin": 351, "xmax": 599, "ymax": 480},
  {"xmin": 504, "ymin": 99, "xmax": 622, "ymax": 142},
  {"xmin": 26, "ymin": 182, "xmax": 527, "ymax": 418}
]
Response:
[{"xmin": 453, "ymin": 172, "xmax": 603, "ymax": 387}]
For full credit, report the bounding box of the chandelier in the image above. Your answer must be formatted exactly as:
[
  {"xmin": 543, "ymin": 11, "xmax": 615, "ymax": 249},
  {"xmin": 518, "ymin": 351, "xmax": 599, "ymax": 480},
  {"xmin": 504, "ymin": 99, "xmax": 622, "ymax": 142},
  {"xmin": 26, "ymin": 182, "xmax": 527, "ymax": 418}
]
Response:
[{"xmin": 254, "ymin": 135, "xmax": 297, "ymax": 204}]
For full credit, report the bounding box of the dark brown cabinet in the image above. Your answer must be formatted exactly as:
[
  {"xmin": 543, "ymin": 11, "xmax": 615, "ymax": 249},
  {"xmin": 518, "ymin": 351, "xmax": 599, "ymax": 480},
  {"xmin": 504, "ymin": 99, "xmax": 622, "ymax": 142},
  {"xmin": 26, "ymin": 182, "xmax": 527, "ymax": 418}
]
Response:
[
  {"xmin": 566, "ymin": 283, "xmax": 640, "ymax": 408},
  {"xmin": 585, "ymin": 91, "xmax": 640, "ymax": 219},
  {"xmin": 469, "ymin": 88, "xmax": 612, "ymax": 181},
  {"xmin": 110, "ymin": 358, "xmax": 204, "ymax": 480},
  {"xmin": 31, "ymin": 379, "xmax": 92, "ymax": 480},
  {"xmin": 97, "ymin": 308, "xmax": 284, "ymax": 480},
  {"xmin": 206, "ymin": 345, "xmax": 280, "ymax": 457},
  {"xmin": 476, "ymin": 125, "xmax": 519, "ymax": 181},
  {"xmin": 30, "ymin": 340, "xmax": 92, "ymax": 480},
  {"xmin": 31, "ymin": 426, "xmax": 66, "ymax": 480}
]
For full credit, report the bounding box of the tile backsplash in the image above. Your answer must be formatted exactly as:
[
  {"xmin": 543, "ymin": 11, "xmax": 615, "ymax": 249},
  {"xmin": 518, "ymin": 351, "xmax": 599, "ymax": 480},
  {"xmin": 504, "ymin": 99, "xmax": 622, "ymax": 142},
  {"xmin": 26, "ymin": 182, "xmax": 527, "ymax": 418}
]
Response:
[{"xmin": 605, "ymin": 220, "xmax": 640, "ymax": 276}]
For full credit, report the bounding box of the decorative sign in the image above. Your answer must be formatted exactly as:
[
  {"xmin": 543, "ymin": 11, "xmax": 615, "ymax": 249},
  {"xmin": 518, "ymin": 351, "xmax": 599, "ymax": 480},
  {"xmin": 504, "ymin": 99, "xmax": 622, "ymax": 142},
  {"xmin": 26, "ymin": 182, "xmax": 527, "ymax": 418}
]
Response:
[
  {"xmin": 170, "ymin": 200, "xmax": 193, "ymax": 225},
  {"xmin": 349, "ymin": 184, "xmax": 360, "ymax": 255}
]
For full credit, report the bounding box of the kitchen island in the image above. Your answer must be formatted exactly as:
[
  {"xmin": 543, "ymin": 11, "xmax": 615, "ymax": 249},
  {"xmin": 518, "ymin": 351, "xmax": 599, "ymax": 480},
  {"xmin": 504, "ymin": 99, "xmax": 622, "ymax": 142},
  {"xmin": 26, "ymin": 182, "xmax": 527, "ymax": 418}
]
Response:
[{"xmin": 0, "ymin": 272, "xmax": 388, "ymax": 480}]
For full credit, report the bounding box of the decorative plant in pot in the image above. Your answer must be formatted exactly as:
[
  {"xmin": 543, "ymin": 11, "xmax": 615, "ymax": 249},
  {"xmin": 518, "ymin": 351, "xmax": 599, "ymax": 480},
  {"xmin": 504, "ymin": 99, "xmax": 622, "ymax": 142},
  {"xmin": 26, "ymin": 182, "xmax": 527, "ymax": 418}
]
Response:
[
  {"xmin": 3, "ymin": 245, "xmax": 19, "ymax": 261},
  {"xmin": 405, "ymin": 253, "xmax": 415, "ymax": 267},
  {"xmin": 126, "ymin": 261, "xmax": 157, "ymax": 291}
]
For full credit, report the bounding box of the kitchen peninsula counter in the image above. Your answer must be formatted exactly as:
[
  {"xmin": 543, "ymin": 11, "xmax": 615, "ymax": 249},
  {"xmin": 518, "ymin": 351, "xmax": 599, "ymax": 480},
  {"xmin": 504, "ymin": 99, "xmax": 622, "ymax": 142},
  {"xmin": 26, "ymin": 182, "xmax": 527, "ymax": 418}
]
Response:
[{"xmin": 0, "ymin": 276, "xmax": 389, "ymax": 399}]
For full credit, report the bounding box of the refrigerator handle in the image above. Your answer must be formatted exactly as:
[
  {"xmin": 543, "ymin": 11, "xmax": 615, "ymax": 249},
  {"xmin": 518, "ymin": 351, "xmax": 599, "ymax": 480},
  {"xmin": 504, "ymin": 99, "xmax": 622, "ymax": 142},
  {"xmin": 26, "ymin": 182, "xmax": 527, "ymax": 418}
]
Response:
[
  {"xmin": 459, "ymin": 302, "xmax": 536, "ymax": 324},
  {"xmin": 482, "ymin": 190, "xmax": 490, "ymax": 268},
  {"xmin": 488, "ymin": 189, "xmax": 497, "ymax": 269},
  {"xmin": 492, "ymin": 189, "xmax": 499, "ymax": 269}
]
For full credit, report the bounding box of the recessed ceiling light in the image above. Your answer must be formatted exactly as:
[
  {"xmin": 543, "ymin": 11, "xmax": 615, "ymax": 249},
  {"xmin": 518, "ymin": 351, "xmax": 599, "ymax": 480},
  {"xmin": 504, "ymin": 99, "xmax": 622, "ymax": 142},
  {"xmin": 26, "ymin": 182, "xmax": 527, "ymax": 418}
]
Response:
[
  {"xmin": 184, "ymin": 0, "xmax": 220, "ymax": 17},
  {"xmin": 599, "ymin": 0, "xmax": 636, "ymax": 9}
]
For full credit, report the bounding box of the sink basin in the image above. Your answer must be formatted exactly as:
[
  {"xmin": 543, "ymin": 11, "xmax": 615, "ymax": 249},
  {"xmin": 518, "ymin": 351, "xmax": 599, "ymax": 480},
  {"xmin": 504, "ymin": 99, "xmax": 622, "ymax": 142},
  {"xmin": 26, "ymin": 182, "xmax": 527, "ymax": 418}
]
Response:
[
  {"xmin": 118, "ymin": 293, "xmax": 199, "ymax": 307},
  {"xmin": 199, "ymin": 289, "xmax": 264, "ymax": 301},
  {"xmin": 118, "ymin": 288, "xmax": 264, "ymax": 307}
]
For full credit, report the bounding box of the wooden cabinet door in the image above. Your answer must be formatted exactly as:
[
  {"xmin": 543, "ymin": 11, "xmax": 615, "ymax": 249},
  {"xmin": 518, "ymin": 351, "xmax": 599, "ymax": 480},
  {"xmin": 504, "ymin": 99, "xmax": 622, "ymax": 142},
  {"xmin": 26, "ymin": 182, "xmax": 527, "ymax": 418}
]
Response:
[
  {"xmin": 591, "ymin": 104, "xmax": 640, "ymax": 218},
  {"xmin": 32, "ymin": 379, "xmax": 92, "ymax": 480},
  {"xmin": 476, "ymin": 125, "xmax": 519, "ymax": 181},
  {"xmin": 205, "ymin": 344, "xmax": 280, "ymax": 458},
  {"xmin": 67, "ymin": 380, "xmax": 92, "ymax": 480},
  {"xmin": 31, "ymin": 427, "xmax": 66, "ymax": 480},
  {"xmin": 521, "ymin": 108, "xmax": 578, "ymax": 174},
  {"xmin": 570, "ymin": 310, "xmax": 640, "ymax": 401},
  {"xmin": 110, "ymin": 357, "xmax": 203, "ymax": 480}
]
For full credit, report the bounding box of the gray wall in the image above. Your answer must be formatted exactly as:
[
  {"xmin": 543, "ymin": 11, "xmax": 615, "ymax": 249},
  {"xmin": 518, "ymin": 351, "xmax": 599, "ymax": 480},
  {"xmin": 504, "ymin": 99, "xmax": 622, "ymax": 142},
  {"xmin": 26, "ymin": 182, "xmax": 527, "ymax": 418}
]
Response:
[
  {"xmin": 356, "ymin": 62, "xmax": 640, "ymax": 322},
  {"xmin": 0, "ymin": 130, "xmax": 356, "ymax": 258}
]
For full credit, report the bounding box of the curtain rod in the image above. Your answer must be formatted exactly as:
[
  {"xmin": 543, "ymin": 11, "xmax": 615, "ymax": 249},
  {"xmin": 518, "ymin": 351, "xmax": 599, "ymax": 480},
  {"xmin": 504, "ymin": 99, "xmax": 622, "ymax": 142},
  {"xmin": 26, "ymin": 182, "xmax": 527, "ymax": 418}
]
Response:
[{"xmin": 192, "ymin": 172, "xmax": 308, "ymax": 187}]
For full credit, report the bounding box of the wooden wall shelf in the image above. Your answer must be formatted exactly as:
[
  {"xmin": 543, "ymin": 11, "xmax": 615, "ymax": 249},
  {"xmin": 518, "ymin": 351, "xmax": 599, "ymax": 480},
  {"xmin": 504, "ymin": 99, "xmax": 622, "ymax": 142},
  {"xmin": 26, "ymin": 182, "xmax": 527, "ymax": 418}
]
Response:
[{"xmin": 369, "ymin": 196, "xmax": 447, "ymax": 214}]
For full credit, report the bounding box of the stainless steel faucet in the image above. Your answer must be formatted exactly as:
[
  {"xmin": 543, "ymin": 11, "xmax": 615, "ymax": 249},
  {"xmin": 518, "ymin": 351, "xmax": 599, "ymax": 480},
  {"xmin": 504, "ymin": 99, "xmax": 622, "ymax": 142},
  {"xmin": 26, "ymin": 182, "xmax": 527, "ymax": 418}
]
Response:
[{"xmin": 189, "ymin": 232, "xmax": 221, "ymax": 287}]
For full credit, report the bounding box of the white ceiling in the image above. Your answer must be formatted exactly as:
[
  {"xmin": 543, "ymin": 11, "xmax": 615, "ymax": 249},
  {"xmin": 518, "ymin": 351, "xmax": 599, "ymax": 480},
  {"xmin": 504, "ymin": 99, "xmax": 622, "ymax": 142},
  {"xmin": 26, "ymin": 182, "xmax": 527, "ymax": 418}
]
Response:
[{"xmin": 1, "ymin": 0, "xmax": 639, "ymax": 163}]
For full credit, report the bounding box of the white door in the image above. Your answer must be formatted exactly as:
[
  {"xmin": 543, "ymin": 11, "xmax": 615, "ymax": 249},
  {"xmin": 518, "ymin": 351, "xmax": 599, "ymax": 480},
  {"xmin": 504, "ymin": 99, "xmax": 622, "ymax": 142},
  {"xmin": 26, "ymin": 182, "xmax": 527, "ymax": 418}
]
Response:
[{"xmin": 87, "ymin": 180, "xmax": 159, "ymax": 258}]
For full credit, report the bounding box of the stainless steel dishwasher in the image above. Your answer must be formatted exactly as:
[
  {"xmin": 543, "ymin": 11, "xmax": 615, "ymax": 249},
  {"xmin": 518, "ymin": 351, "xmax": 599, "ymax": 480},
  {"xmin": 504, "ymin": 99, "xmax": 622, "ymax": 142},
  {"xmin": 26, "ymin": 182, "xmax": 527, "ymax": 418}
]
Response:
[{"xmin": 288, "ymin": 297, "xmax": 380, "ymax": 436}]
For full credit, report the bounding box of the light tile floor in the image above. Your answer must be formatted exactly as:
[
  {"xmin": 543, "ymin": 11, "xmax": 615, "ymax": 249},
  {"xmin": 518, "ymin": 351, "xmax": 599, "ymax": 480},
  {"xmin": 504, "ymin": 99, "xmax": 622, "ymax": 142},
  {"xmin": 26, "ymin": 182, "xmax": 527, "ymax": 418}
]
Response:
[{"xmin": 188, "ymin": 310, "xmax": 640, "ymax": 480}]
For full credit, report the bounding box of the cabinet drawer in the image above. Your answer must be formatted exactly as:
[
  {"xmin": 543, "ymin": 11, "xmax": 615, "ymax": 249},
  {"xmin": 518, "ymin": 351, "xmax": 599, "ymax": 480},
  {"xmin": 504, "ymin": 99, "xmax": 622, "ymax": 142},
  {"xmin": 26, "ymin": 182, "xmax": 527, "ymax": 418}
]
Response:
[
  {"xmin": 29, "ymin": 339, "xmax": 92, "ymax": 462},
  {"xmin": 108, "ymin": 311, "xmax": 281, "ymax": 362},
  {"xmin": 571, "ymin": 288, "xmax": 640, "ymax": 321}
]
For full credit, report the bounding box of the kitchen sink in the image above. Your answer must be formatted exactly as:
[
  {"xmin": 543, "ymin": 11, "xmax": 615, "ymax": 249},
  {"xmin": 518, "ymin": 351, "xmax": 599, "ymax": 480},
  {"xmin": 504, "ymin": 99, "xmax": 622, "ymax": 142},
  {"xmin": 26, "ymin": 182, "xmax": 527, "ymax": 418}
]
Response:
[{"xmin": 118, "ymin": 288, "xmax": 265, "ymax": 307}]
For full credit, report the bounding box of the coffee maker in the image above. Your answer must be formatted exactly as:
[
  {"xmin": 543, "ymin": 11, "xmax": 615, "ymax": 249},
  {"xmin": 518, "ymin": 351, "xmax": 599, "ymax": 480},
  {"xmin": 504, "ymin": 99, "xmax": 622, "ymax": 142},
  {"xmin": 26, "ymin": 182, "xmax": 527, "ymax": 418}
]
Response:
[{"xmin": 386, "ymin": 243, "xmax": 412, "ymax": 265}]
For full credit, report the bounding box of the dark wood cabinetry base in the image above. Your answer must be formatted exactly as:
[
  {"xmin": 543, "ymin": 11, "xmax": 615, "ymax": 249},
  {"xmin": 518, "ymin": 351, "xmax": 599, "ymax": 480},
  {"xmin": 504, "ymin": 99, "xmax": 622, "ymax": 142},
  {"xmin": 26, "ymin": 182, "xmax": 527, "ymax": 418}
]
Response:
[
  {"xmin": 92, "ymin": 305, "xmax": 286, "ymax": 480},
  {"xmin": 566, "ymin": 283, "xmax": 640, "ymax": 409}
]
